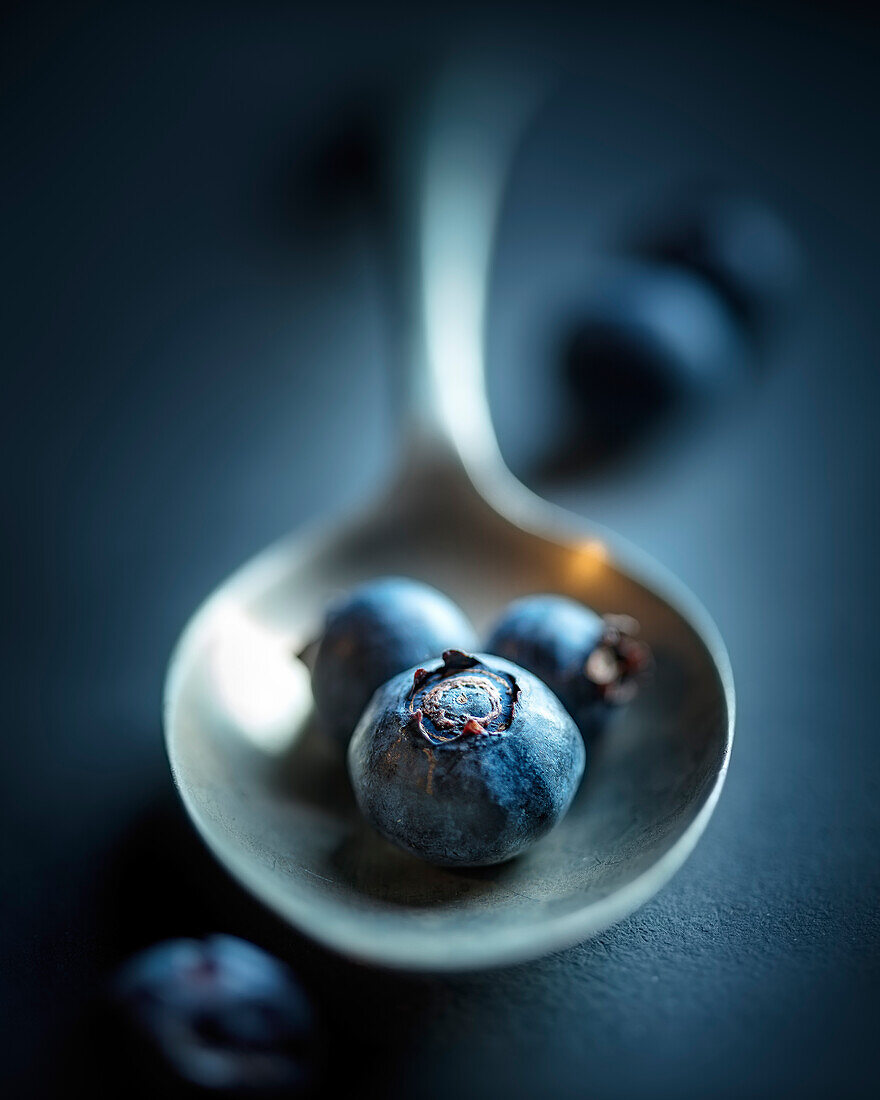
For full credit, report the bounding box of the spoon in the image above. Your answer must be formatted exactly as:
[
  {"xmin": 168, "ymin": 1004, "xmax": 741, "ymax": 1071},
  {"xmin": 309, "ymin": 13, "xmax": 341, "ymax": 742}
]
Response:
[{"xmin": 164, "ymin": 64, "xmax": 734, "ymax": 971}]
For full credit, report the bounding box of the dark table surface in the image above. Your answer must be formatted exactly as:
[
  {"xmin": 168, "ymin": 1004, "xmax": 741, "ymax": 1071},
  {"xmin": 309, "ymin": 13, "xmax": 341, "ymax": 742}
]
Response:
[{"xmin": 3, "ymin": 2, "xmax": 879, "ymax": 1097}]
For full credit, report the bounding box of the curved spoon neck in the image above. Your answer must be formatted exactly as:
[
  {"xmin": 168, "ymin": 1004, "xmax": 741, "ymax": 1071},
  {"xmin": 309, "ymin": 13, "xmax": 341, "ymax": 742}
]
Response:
[
  {"xmin": 388, "ymin": 61, "xmax": 546, "ymax": 494},
  {"xmin": 393, "ymin": 416, "xmax": 498, "ymax": 507},
  {"xmin": 399, "ymin": 338, "xmax": 500, "ymax": 466}
]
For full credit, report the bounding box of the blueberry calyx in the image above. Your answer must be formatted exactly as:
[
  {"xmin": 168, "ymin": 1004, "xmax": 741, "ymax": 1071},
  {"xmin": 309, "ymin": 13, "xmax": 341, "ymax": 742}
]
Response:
[
  {"xmin": 437, "ymin": 648, "xmax": 480, "ymax": 672},
  {"xmin": 587, "ymin": 615, "xmax": 652, "ymax": 704},
  {"xmin": 406, "ymin": 650, "xmax": 519, "ymax": 746}
]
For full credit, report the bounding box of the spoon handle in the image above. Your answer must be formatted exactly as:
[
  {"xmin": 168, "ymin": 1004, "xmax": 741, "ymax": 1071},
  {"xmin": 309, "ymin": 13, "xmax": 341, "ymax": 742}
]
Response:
[{"xmin": 390, "ymin": 60, "xmax": 548, "ymax": 489}]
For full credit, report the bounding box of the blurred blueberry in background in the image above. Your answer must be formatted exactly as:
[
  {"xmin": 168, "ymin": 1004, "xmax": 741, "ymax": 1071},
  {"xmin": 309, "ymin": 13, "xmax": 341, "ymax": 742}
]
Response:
[
  {"xmin": 491, "ymin": 257, "xmax": 751, "ymax": 480},
  {"xmin": 489, "ymin": 174, "xmax": 801, "ymax": 481},
  {"xmin": 627, "ymin": 184, "xmax": 802, "ymax": 335},
  {"xmin": 561, "ymin": 261, "xmax": 749, "ymax": 468}
]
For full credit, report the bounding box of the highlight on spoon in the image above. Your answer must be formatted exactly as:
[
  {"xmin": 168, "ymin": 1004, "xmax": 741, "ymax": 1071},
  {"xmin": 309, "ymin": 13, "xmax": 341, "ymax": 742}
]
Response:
[
  {"xmin": 565, "ymin": 540, "xmax": 611, "ymax": 585},
  {"xmin": 206, "ymin": 596, "xmax": 309, "ymax": 756}
]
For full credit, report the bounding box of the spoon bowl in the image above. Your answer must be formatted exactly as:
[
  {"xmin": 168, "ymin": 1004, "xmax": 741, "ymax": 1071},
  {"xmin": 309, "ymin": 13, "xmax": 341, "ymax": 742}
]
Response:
[{"xmin": 164, "ymin": 65, "xmax": 734, "ymax": 970}]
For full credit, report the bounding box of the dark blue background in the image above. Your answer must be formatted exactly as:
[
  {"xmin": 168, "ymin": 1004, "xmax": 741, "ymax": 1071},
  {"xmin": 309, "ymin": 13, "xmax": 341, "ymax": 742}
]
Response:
[{"xmin": 2, "ymin": 2, "xmax": 879, "ymax": 1097}]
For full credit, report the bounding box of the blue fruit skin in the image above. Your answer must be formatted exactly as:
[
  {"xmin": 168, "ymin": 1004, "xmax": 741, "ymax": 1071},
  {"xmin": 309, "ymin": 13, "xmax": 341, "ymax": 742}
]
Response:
[
  {"xmin": 312, "ymin": 577, "xmax": 476, "ymax": 746},
  {"xmin": 347, "ymin": 651, "xmax": 585, "ymax": 867},
  {"xmin": 115, "ymin": 935, "xmax": 315, "ymax": 1092},
  {"xmin": 486, "ymin": 595, "xmax": 636, "ymax": 742}
]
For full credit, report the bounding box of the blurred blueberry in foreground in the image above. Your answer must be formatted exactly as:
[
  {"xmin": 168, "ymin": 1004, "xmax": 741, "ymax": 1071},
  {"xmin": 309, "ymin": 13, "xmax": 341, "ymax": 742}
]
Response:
[
  {"xmin": 630, "ymin": 186, "xmax": 801, "ymax": 331},
  {"xmin": 115, "ymin": 935, "xmax": 316, "ymax": 1092},
  {"xmin": 561, "ymin": 262, "xmax": 747, "ymax": 465}
]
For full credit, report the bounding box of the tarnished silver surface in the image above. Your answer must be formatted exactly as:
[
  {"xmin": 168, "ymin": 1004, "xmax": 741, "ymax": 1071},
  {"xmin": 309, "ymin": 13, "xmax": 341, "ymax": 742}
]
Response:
[{"xmin": 164, "ymin": 64, "xmax": 734, "ymax": 970}]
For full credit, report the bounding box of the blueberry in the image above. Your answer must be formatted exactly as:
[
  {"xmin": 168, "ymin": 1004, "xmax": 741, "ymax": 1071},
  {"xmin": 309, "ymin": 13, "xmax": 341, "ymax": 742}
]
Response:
[
  {"xmin": 114, "ymin": 935, "xmax": 316, "ymax": 1092},
  {"xmin": 631, "ymin": 187, "xmax": 801, "ymax": 333},
  {"xmin": 311, "ymin": 577, "xmax": 476, "ymax": 746},
  {"xmin": 347, "ymin": 649, "xmax": 585, "ymax": 866},
  {"xmin": 563, "ymin": 263, "xmax": 747, "ymax": 464},
  {"xmin": 485, "ymin": 595, "xmax": 650, "ymax": 741}
]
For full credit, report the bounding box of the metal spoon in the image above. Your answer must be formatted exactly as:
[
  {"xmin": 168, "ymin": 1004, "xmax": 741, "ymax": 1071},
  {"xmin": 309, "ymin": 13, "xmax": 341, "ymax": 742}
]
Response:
[{"xmin": 164, "ymin": 66, "xmax": 734, "ymax": 971}]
